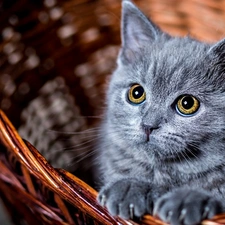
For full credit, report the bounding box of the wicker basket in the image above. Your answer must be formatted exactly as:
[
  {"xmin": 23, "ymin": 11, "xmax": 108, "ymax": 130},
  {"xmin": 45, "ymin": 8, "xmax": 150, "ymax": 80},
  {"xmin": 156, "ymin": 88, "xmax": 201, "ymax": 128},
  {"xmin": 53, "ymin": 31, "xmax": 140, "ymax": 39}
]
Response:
[{"xmin": 1, "ymin": 0, "xmax": 225, "ymax": 224}]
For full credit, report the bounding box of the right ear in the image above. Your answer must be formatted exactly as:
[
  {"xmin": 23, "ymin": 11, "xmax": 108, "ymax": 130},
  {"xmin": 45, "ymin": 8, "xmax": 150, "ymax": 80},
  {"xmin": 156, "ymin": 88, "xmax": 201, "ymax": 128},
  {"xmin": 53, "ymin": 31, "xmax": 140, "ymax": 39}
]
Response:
[
  {"xmin": 207, "ymin": 38, "xmax": 225, "ymax": 60},
  {"xmin": 119, "ymin": 0, "xmax": 163, "ymax": 64}
]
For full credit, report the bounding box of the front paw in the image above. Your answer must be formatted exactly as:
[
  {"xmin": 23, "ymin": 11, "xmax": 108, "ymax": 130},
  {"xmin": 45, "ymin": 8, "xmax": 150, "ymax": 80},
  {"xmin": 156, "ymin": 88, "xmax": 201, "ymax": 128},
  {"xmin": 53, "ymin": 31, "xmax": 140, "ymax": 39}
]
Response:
[
  {"xmin": 98, "ymin": 179, "xmax": 152, "ymax": 219},
  {"xmin": 153, "ymin": 188, "xmax": 222, "ymax": 225}
]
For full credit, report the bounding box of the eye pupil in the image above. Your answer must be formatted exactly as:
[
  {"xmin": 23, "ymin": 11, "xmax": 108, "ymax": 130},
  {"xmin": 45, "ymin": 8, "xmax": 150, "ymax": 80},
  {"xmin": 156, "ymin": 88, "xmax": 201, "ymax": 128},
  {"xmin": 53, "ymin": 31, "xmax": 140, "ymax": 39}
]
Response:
[
  {"xmin": 181, "ymin": 96, "xmax": 194, "ymax": 109},
  {"xmin": 132, "ymin": 86, "xmax": 144, "ymax": 99}
]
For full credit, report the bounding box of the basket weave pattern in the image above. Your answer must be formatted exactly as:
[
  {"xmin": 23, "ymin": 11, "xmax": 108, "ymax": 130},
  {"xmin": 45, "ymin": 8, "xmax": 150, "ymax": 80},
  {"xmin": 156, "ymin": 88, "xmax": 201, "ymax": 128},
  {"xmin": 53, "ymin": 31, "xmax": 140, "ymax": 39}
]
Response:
[{"xmin": 1, "ymin": 0, "xmax": 225, "ymax": 224}]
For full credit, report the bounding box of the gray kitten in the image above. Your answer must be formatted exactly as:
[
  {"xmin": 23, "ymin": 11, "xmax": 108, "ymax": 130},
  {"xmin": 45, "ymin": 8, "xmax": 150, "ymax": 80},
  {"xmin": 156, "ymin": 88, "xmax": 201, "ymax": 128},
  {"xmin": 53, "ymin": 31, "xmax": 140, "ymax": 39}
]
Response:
[{"xmin": 97, "ymin": 1, "xmax": 225, "ymax": 225}]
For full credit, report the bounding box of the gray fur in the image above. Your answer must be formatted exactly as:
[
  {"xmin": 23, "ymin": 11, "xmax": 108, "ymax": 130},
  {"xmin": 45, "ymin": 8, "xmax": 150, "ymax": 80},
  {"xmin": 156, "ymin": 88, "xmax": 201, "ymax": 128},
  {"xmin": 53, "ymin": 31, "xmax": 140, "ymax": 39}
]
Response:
[{"xmin": 97, "ymin": 1, "xmax": 225, "ymax": 224}]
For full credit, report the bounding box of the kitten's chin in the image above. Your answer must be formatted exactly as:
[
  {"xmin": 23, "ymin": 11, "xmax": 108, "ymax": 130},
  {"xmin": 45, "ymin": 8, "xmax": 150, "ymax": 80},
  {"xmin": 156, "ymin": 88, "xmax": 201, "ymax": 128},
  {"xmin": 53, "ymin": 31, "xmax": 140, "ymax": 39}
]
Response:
[{"xmin": 139, "ymin": 139, "xmax": 165, "ymax": 159}]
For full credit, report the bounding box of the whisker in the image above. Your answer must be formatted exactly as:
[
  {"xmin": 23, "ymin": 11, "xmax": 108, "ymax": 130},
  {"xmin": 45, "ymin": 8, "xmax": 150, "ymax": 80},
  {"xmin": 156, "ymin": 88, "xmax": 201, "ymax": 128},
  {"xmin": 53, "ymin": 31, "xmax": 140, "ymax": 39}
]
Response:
[
  {"xmin": 73, "ymin": 150, "xmax": 97, "ymax": 164},
  {"xmin": 58, "ymin": 138, "xmax": 97, "ymax": 151},
  {"xmin": 46, "ymin": 127, "xmax": 102, "ymax": 135}
]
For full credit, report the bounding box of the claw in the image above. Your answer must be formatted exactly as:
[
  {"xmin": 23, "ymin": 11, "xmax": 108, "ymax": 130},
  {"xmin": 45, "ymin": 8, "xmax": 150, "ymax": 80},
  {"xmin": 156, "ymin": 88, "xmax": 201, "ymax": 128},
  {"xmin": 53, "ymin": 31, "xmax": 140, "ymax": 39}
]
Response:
[
  {"xmin": 166, "ymin": 210, "xmax": 173, "ymax": 223},
  {"xmin": 202, "ymin": 206, "xmax": 210, "ymax": 219},
  {"xmin": 129, "ymin": 203, "xmax": 134, "ymax": 219},
  {"xmin": 179, "ymin": 208, "xmax": 187, "ymax": 222},
  {"xmin": 100, "ymin": 194, "xmax": 107, "ymax": 207}
]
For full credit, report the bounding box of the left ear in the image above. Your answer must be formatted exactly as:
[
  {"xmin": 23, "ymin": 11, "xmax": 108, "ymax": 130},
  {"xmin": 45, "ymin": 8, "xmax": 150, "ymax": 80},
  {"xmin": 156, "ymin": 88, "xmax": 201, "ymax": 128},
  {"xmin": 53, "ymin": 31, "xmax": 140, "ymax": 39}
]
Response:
[
  {"xmin": 119, "ymin": 0, "xmax": 165, "ymax": 64},
  {"xmin": 208, "ymin": 38, "xmax": 225, "ymax": 59}
]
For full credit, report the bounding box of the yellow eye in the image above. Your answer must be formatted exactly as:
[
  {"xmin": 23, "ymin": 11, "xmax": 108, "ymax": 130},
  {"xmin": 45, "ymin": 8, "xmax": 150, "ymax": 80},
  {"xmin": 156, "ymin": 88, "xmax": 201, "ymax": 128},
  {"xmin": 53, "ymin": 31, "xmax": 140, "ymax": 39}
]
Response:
[
  {"xmin": 176, "ymin": 95, "xmax": 200, "ymax": 116},
  {"xmin": 128, "ymin": 84, "xmax": 146, "ymax": 104}
]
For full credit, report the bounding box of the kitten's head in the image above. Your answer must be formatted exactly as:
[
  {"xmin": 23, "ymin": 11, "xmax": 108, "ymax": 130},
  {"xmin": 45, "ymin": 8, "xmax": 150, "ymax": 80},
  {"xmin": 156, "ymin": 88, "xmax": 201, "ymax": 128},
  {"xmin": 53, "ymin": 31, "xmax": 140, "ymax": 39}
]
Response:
[{"xmin": 106, "ymin": 1, "xmax": 225, "ymax": 169}]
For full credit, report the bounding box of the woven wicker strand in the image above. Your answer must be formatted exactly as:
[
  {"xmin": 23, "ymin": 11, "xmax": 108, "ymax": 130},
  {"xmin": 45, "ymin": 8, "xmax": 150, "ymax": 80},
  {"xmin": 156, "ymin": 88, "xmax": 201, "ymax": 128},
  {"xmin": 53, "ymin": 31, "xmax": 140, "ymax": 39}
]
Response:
[{"xmin": 1, "ymin": 110, "xmax": 225, "ymax": 225}]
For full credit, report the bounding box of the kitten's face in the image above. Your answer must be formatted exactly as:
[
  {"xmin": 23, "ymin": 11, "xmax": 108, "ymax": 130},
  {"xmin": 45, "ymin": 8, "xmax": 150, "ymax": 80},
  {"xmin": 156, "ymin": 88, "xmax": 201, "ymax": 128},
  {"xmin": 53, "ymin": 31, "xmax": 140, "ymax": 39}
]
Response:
[{"xmin": 106, "ymin": 1, "xmax": 225, "ymax": 164}]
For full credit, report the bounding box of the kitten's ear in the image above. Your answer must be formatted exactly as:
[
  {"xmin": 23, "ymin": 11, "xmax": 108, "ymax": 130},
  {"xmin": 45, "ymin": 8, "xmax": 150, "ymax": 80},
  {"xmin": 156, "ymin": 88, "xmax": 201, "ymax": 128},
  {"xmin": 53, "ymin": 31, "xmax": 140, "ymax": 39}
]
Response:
[
  {"xmin": 120, "ymin": 0, "xmax": 163, "ymax": 64},
  {"xmin": 208, "ymin": 38, "xmax": 225, "ymax": 59}
]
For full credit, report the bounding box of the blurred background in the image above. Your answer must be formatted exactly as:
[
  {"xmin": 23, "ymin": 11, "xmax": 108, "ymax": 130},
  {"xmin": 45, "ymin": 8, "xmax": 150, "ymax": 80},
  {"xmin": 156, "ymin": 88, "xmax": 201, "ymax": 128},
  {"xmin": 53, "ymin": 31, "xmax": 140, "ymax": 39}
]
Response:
[{"xmin": 1, "ymin": 0, "xmax": 225, "ymax": 224}]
